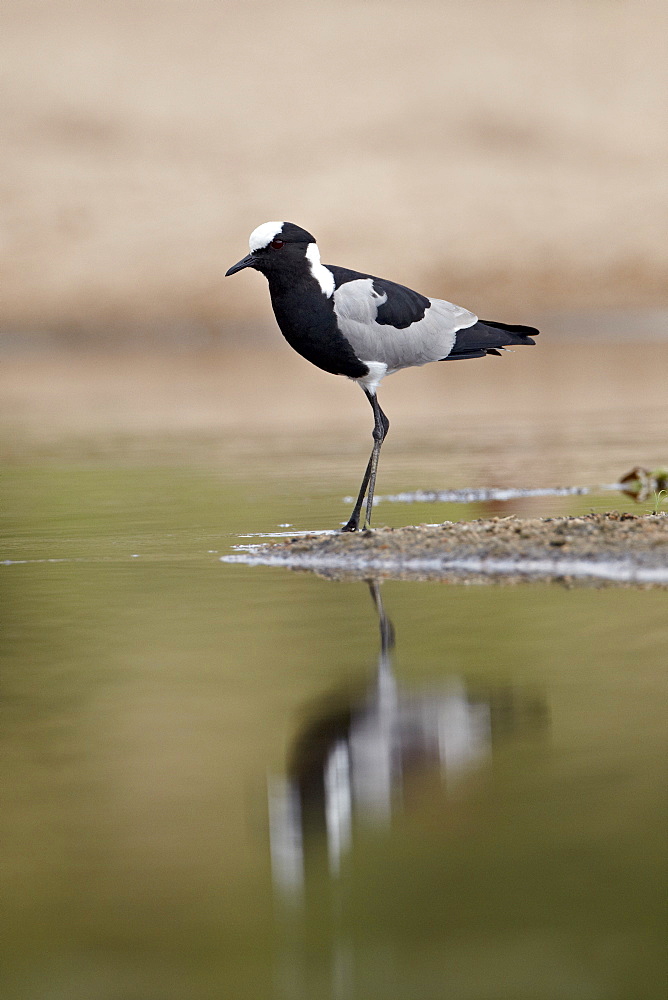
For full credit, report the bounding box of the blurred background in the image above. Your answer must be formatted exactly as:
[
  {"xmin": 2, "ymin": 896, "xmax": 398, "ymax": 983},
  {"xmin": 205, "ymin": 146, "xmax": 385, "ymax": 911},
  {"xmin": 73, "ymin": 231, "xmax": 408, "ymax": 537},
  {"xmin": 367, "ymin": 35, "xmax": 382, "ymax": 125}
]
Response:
[
  {"xmin": 2, "ymin": 0, "xmax": 666, "ymax": 469},
  {"xmin": 2, "ymin": 0, "xmax": 667, "ymax": 334},
  {"xmin": 2, "ymin": 4, "xmax": 667, "ymax": 999}
]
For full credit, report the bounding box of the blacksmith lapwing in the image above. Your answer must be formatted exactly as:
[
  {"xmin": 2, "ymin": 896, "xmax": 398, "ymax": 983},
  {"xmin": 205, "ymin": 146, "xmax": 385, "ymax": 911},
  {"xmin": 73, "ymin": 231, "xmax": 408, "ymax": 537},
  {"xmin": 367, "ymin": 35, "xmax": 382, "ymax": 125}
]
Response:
[{"xmin": 226, "ymin": 221, "xmax": 539, "ymax": 532}]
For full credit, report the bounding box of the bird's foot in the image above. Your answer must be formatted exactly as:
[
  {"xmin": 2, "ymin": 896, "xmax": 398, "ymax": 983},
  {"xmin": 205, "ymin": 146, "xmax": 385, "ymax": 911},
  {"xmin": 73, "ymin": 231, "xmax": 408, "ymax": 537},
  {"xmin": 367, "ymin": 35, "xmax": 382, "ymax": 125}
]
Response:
[{"xmin": 341, "ymin": 510, "xmax": 375, "ymax": 532}]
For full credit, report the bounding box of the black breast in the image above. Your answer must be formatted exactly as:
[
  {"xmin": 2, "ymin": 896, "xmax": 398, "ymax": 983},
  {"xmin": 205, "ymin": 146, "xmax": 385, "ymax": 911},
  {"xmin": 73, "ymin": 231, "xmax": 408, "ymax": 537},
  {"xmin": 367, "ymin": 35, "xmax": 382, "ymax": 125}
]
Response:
[{"xmin": 268, "ymin": 274, "xmax": 368, "ymax": 379}]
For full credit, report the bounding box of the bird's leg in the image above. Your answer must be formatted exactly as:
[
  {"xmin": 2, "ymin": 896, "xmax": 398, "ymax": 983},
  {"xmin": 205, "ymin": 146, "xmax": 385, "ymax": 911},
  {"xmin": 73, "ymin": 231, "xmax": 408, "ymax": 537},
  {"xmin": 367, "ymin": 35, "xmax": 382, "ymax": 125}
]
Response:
[
  {"xmin": 341, "ymin": 454, "xmax": 373, "ymax": 532},
  {"xmin": 341, "ymin": 391, "xmax": 389, "ymax": 532},
  {"xmin": 362, "ymin": 393, "xmax": 389, "ymax": 530}
]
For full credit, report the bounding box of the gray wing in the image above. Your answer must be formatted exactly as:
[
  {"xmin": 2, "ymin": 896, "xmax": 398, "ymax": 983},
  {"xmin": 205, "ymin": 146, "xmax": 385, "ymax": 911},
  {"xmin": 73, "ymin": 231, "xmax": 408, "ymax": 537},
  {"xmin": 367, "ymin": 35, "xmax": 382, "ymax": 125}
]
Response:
[{"xmin": 332, "ymin": 277, "xmax": 477, "ymax": 373}]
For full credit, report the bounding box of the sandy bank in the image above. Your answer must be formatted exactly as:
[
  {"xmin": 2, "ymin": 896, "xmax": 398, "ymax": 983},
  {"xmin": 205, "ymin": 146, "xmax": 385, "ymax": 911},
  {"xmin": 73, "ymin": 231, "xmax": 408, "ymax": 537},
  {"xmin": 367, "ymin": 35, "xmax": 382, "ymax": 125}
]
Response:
[{"xmin": 225, "ymin": 513, "xmax": 668, "ymax": 586}]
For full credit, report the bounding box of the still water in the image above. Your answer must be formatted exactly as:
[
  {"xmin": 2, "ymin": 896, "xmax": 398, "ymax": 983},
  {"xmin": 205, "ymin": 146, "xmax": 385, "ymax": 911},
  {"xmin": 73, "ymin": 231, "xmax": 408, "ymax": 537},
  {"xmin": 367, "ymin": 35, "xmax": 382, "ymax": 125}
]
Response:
[{"xmin": 2, "ymin": 456, "xmax": 666, "ymax": 1000}]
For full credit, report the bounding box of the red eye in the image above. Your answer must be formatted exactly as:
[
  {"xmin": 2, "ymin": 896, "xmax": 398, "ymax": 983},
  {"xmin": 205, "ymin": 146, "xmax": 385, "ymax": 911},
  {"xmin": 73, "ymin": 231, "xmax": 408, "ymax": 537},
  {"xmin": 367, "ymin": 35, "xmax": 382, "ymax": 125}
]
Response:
[{"xmin": 270, "ymin": 239, "xmax": 284, "ymax": 249}]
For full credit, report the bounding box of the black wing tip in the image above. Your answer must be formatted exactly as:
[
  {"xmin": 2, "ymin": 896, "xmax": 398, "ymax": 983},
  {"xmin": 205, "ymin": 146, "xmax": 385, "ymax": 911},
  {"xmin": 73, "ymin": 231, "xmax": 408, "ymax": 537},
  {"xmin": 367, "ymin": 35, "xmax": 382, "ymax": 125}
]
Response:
[
  {"xmin": 443, "ymin": 320, "xmax": 539, "ymax": 361},
  {"xmin": 480, "ymin": 320, "xmax": 540, "ymax": 340}
]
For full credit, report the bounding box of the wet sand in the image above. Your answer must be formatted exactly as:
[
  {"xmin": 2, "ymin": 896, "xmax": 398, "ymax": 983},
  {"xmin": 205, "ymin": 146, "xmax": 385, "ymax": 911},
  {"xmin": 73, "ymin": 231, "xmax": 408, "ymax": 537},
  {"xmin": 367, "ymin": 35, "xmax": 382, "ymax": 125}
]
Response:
[{"xmin": 227, "ymin": 513, "xmax": 668, "ymax": 586}]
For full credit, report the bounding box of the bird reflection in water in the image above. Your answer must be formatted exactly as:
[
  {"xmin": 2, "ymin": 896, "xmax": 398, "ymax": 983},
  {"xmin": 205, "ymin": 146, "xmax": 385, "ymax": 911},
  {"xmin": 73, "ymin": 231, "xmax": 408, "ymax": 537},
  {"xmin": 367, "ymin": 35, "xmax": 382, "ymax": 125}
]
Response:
[{"xmin": 268, "ymin": 581, "xmax": 546, "ymax": 897}]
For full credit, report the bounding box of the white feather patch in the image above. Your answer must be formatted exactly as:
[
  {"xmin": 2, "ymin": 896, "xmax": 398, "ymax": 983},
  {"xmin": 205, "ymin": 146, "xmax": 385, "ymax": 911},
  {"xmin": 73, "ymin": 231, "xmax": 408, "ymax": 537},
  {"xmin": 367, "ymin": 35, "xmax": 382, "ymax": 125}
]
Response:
[
  {"xmin": 356, "ymin": 361, "xmax": 388, "ymax": 395},
  {"xmin": 305, "ymin": 243, "xmax": 335, "ymax": 298},
  {"xmin": 249, "ymin": 221, "xmax": 284, "ymax": 251}
]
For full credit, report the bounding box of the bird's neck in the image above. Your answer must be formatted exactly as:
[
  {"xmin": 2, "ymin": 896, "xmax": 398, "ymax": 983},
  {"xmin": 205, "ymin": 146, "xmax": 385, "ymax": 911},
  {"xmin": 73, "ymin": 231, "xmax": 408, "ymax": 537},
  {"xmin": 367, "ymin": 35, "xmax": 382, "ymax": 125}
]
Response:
[
  {"xmin": 267, "ymin": 267, "xmax": 333, "ymax": 330},
  {"xmin": 264, "ymin": 263, "xmax": 315, "ymax": 298}
]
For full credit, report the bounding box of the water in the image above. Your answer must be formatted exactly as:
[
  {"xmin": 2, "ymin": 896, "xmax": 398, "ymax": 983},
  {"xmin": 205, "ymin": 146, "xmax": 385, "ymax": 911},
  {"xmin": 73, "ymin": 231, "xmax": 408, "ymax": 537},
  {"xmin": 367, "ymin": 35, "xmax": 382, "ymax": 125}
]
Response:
[
  {"xmin": 2, "ymin": 459, "xmax": 667, "ymax": 1000},
  {"xmin": 2, "ymin": 341, "xmax": 667, "ymax": 998}
]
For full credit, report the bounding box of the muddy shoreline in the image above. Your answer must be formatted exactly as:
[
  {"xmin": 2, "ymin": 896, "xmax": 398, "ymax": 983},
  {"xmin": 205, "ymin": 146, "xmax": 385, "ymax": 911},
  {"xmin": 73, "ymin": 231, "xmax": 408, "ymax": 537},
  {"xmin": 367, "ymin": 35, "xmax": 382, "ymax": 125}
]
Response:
[{"xmin": 225, "ymin": 513, "xmax": 668, "ymax": 586}]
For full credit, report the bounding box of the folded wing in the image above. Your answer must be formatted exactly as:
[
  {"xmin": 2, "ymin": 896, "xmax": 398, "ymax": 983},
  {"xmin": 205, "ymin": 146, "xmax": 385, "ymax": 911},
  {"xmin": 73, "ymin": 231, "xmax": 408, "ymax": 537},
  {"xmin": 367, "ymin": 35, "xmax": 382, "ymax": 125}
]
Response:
[{"xmin": 330, "ymin": 268, "xmax": 478, "ymax": 373}]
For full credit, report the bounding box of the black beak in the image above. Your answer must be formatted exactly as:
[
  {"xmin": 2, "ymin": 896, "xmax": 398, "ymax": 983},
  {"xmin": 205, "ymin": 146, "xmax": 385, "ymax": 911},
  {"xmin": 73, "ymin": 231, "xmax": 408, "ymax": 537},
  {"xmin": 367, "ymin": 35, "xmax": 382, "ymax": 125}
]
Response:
[{"xmin": 225, "ymin": 253, "xmax": 256, "ymax": 276}]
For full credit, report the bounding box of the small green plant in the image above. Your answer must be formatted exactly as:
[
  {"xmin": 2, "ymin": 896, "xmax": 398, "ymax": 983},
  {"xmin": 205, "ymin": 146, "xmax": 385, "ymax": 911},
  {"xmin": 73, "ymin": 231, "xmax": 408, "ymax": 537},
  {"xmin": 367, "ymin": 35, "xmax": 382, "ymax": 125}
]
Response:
[{"xmin": 650, "ymin": 489, "xmax": 668, "ymax": 515}]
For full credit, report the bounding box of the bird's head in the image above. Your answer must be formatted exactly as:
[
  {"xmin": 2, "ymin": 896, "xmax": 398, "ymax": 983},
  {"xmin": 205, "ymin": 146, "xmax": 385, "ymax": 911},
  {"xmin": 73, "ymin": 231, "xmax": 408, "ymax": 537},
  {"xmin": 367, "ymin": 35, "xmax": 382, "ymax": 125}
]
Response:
[{"xmin": 225, "ymin": 222, "xmax": 317, "ymax": 277}]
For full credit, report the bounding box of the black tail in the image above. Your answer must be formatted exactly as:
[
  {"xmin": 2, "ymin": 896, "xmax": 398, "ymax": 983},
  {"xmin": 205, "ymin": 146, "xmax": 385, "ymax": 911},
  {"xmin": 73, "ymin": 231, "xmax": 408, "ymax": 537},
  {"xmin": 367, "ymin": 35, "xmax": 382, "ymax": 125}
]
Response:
[{"xmin": 444, "ymin": 320, "xmax": 539, "ymax": 361}]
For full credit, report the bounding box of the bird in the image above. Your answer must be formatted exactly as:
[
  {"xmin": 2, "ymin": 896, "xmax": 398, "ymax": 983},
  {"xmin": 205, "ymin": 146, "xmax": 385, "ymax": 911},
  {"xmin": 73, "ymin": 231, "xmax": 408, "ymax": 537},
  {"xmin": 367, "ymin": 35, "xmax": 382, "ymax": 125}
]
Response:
[{"xmin": 226, "ymin": 221, "xmax": 539, "ymax": 532}]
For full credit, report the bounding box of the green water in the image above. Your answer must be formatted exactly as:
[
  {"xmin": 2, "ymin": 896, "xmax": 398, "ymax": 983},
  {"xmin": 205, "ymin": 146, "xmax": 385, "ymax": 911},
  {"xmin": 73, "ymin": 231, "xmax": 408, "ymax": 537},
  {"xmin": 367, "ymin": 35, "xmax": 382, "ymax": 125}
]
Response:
[{"xmin": 2, "ymin": 464, "xmax": 667, "ymax": 1000}]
